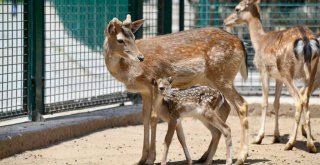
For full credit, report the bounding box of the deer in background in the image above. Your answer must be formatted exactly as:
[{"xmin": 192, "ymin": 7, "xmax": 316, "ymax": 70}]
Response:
[
  {"xmin": 224, "ymin": 0, "xmax": 320, "ymax": 152},
  {"xmin": 152, "ymin": 77, "xmax": 232, "ymax": 165},
  {"xmin": 104, "ymin": 15, "xmax": 249, "ymax": 164}
]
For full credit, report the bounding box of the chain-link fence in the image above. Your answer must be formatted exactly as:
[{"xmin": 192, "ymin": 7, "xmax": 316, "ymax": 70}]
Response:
[{"xmin": 1, "ymin": 0, "xmax": 320, "ymax": 120}]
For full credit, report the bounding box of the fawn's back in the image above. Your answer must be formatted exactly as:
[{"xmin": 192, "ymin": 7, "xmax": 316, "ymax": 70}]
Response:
[{"xmin": 162, "ymin": 86, "xmax": 224, "ymax": 118}]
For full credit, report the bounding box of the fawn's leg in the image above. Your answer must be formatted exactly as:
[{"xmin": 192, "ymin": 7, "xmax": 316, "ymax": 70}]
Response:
[
  {"xmin": 253, "ymin": 72, "xmax": 269, "ymax": 144},
  {"xmin": 197, "ymin": 102, "xmax": 231, "ymax": 163},
  {"xmin": 175, "ymin": 121, "xmax": 192, "ymax": 165},
  {"xmin": 205, "ymin": 115, "xmax": 233, "ymax": 165},
  {"xmin": 196, "ymin": 124, "xmax": 221, "ymax": 163},
  {"xmin": 161, "ymin": 119, "xmax": 177, "ymax": 165}
]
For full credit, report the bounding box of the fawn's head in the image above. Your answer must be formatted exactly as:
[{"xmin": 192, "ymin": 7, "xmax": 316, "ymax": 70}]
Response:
[
  {"xmin": 224, "ymin": 0, "xmax": 261, "ymax": 28},
  {"xmin": 152, "ymin": 77, "xmax": 174, "ymax": 96},
  {"xmin": 104, "ymin": 14, "xmax": 145, "ymax": 62}
]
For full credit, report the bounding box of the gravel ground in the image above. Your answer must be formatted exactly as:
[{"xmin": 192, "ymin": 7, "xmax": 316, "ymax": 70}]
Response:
[{"xmin": 1, "ymin": 114, "xmax": 319, "ymax": 165}]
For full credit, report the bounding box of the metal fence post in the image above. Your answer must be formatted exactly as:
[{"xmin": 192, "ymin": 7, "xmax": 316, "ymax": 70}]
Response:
[
  {"xmin": 179, "ymin": 0, "xmax": 184, "ymax": 31},
  {"xmin": 157, "ymin": 0, "xmax": 172, "ymax": 35},
  {"xmin": 129, "ymin": 0, "xmax": 143, "ymax": 39},
  {"xmin": 28, "ymin": 0, "xmax": 45, "ymax": 121},
  {"xmin": 23, "ymin": 0, "xmax": 29, "ymax": 116}
]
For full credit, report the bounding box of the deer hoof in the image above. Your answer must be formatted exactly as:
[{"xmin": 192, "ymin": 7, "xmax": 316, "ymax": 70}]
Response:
[
  {"xmin": 272, "ymin": 136, "xmax": 281, "ymax": 143},
  {"xmin": 284, "ymin": 142, "xmax": 294, "ymax": 151},
  {"xmin": 235, "ymin": 159, "xmax": 245, "ymax": 165},
  {"xmin": 252, "ymin": 135, "xmax": 264, "ymax": 144},
  {"xmin": 307, "ymin": 142, "xmax": 317, "ymax": 153}
]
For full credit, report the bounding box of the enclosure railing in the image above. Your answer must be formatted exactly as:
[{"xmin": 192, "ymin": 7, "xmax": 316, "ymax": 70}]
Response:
[{"xmin": 1, "ymin": 0, "xmax": 320, "ymax": 120}]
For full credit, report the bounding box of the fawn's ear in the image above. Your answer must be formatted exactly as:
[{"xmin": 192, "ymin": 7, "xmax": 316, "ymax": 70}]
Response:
[
  {"xmin": 151, "ymin": 78, "xmax": 157, "ymax": 86},
  {"xmin": 167, "ymin": 77, "xmax": 174, "ymax": 84},
  {"xmin": 131, "ymin": 19, "xmax": 144, "ymax": 33}
]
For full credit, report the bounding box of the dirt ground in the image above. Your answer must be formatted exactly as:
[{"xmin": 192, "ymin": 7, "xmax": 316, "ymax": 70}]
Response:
[{"xmin": 1, "ymin": 112, "xmax": 320, "ymax": 165}]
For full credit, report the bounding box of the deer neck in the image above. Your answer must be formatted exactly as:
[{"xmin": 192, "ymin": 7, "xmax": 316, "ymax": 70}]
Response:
[
  {"xmin": 247, "ymin": 17, "xmax": 265, "ymax": 51},
  {"xmin": 104, "ymin": 45, "xmax": 143, "ymax": 84}
]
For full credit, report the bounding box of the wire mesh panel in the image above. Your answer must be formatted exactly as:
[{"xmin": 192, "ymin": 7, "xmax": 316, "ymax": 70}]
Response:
[
  {"xmin": 44, "ymin": 0, "xmax": 130, "ymax": 113},
  {"xmin": 142, "ymin": 0, "xmax": 158, "ymax": 37},
  {"xmin": 0, "ymin": 1, "xmax": 27, "ymax": 119},
  {"xmin": 184, "ymin": 0, "xmax": 320, "ymax": 95}
]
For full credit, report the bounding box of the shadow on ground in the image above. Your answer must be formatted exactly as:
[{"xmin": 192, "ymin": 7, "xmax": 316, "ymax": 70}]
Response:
[
  {"xmin": 276, "ymin": 134, "xmax": 320, "ymax": 153},
  {"xmin": 154, "ymin": 158, "xmax": 270, "ymax": 165}
]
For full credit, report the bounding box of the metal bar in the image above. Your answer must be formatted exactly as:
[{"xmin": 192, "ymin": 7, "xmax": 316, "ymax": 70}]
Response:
[
  {"xmin": 128, "ymin": 0, "xmax": 143, "ymax": 39},
  {"xmin": 23, "ymin": 0, "xmax": 29, "ymax": 117},
  {"xmin": 157, "ymin": 0, "xmax": 172, "ymax": 35},
  {"xmin": 179, "ymin": 0, "xmax": 184, "ymax": 31},
  {"xmin": 28, "ymin": 0, "xmax": 45, "ymax": 121}
]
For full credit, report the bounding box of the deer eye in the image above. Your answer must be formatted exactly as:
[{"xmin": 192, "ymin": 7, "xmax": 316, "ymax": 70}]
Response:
[{"xmin": 117, "ymin": 39, "xmax": 124, "ymax": 44}]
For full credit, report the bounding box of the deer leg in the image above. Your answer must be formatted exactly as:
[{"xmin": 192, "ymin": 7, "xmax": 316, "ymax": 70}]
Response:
[
  {"xmin": 197, "ymin": 102, "xmax": 231, "ymax": 163},
  {"xmin": 146, "ymin": 105, "xmax": 158, "ymax": 164},
  {"xmin": 214, "ymin": 84, "xmax": 248, "ymax": 165},
  {"xmin": 138, "ymin": 95, "xmax": 152, "ymax": 165},
  {"xmin": 282, "ymin": 78, "xmax": 302, "ymax": 151},
  {"xmin": 205, "ymin": 115, "xmax": 233, "ymax": 165},
  {"xmin": 175, "ymin": 120, "xmax": 192, "ymax": 165},
  {"xmin": 161, "ymin": 119, "xmax": 177, "ymax": 165},
  {"xmin": 300, "ymin": 87, "xmax": 316, "ymax": 141},
  {"xmin": 273, "ymin": 80, "xmax": 282, "ymax": 143},
  {"xmin": 301, "ymin": 87, "xmax": 317, "ymax": 153},
  {"xmin": 196, "ymin": 122, "xmax": 221, "ymax": 164},
  {"xmin": 253, "ymin": 72, "xmax": 269, "ymax": 144}
]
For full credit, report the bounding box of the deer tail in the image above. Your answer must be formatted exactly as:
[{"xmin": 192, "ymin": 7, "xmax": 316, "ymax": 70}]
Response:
[
  {"xmin": 239, "ymin": 42, "xmax": 248, "ymax": 81},
  {"xmin": 294, "ymin": 37, "xmax": 320, "ymax": 81},
  {"xmin": 294, "ymin": 37, "xmax": 320, "ymax": 63}
]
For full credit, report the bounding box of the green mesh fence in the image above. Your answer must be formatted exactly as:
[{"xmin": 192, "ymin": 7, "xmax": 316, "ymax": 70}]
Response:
[
  {"xmin": 183, "ymin": 0, "xmax": 320, "ymax": 95},
  {"xmin": 44, "ymin": 0, "xmax": 130, "ymax": 113},
  {"xmin": 0, "ymin": 0, "xmax": 27, "ymax": 119}
]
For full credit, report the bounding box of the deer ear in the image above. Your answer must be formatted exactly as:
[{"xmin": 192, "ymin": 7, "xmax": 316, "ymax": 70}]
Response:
[
  {"xmin": 105, "ymin": 22, "xmax": 115, "ymax": 36},
  {"xmin": 245, "ymin": 0, "xmax": 260, "ymax": 4},
  {"xmin": 131, "ymin": 19, "xmax": 144, "ymax": 33},
  {"xmin": 167, "ymin": 77, "xmax": 174, "ymax": 84}
]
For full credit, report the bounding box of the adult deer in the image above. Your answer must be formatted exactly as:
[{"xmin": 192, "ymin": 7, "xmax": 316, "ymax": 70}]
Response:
[
  {"xmin": 224, "ymin": 0, "xmax": 320, "ymax": 152},
  {"xmin": 104, "ymin": 15, "xmax": 249, "ymax": 164}
]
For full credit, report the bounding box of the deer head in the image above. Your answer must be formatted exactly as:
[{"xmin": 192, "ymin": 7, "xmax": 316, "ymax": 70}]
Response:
[
  {"xmin": 152, "ymin": 77, "xmax": 174, "ymax": 96},
  {"xmin": 224, "ymin": 0, "xmax": 261, "ymax": 28},
  {"xmin": 104, "ymin": 14, "xmax": 145, "ymax": 62}
]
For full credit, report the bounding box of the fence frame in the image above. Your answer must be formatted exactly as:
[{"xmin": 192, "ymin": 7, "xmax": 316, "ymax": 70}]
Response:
[
  {"xmin": 2, "ymin": 0, "xmax": 319, "ymax": 121},
  {"xmin": 26, "ymin": 0, "xmax": 45, "ymax": 121}
]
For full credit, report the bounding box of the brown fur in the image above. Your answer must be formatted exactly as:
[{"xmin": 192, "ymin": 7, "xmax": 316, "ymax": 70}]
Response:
[
  {"xmin": 104, "ymin": 15, "xmax": 249, "ymax": 164},
  {"xmin": 224, "ymin": 0, "xmax": 319, "ymax": 153}
]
